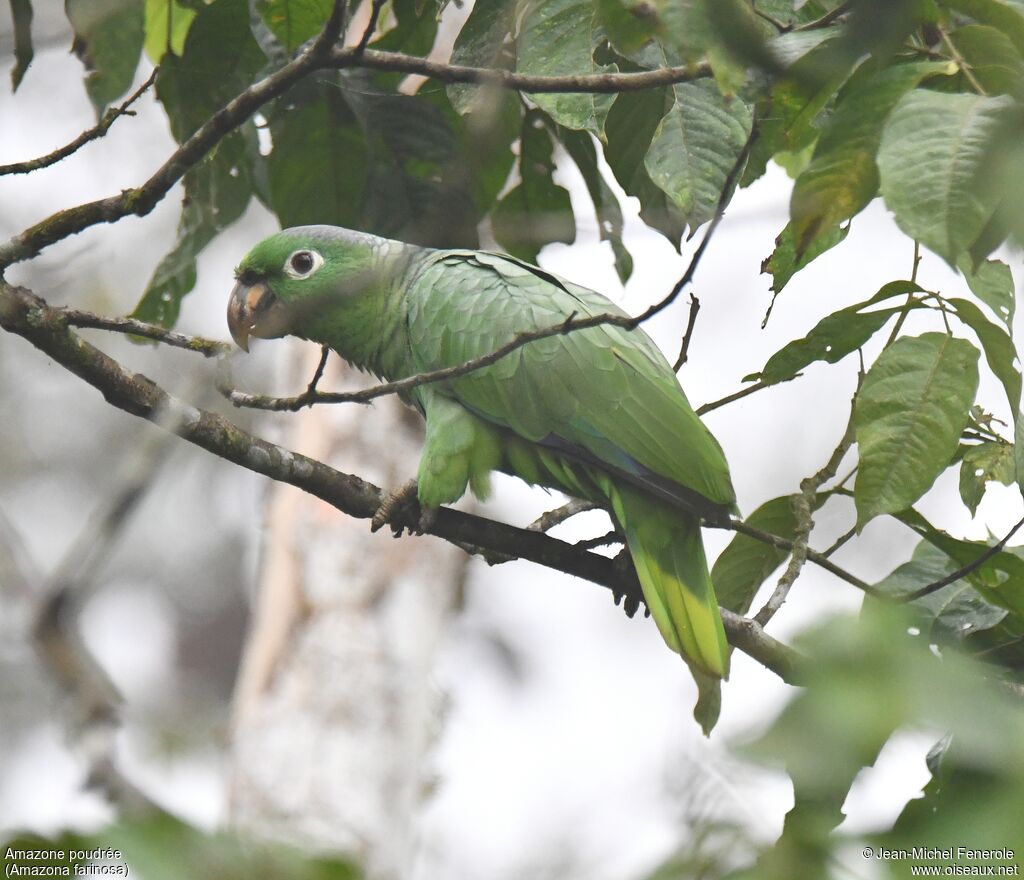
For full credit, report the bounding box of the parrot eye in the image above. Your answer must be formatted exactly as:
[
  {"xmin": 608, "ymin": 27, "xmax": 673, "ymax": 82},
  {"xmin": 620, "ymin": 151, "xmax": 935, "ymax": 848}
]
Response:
[{"xmin": 284, "ymin": 249, "xmax": 324, "ymax": 279}]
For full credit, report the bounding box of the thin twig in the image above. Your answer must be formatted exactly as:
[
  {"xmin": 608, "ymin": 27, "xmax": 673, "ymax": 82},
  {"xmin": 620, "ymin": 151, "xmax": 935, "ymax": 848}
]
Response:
[
  {"xmin": 528, "ymin": 499, "xmax": 600, "ymax": 532},
  {"xmin": 0, "ymin": 69, "xmax": 158, "ymax": 177},
  {"xmin": 673, "ymin": 294, "xmax": 701, "ymax": 371},
  {"xmin": 575, "ymin": 531, "xmax": 622, "ymax": 551},
  {"xmin": 901, "ymin": 515, "xmax": 1024, "ymax": 602},
  {"xmin": 696, "ymin": 379, "xmax": 774, "ymax": 416},
  {"xmin": 58, "ymin": 307, "xmax": 231, "ymax": 356},
  {"xmin": 821, "ymin": 524, "xmax": 857, "ymax": 558},
  {"xmin": 353, "ymin": 0, "xmax": 387, "ymax": 55},
  {"xmin": 939, "ymin": 26, "xmax": 988, "ymax": 96}
]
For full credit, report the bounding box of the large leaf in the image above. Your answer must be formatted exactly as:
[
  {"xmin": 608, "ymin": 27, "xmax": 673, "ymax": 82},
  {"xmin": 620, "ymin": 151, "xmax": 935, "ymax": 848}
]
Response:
[
  {"xmin": 516, "ymin": 0, "xmax": 614, "ymax": 133},
  {"xmin": 604, "ymin": 86, "xmax": 687, "ymax": 248},
  {"xmin": 491, "ymin": 112, "xmax": 575, "ymax": 261},
  {"xmin": 854, "ymin": 333, "xmax": 980, "ymax": 528},
  {"xmin": 133, "ymin": 131, "xmax": 253, "ymax": 326},
  {"xmin": 560, "ymin": 128, "xmax": 632, "ymax": 283},
  {"xmin": 711, "ymin": 495, "xmax": 801, "ymax": 615},
  {"xmin": 66, "ymin": 0, "xmax": 145, "ymax": 117},
  {"xmin": 960, "ymin": 257, "xmax": 1016, "ymax": 332},
  {"xmin": 946, "ymin": 0, "xmax": 1024, "ymax": 55},
  {"xmin": 155, "ymin": 0, "xmax": 266, "ymax": 142},
  {"xmin": 748, "ymin": 281, "xmax": 923, "ymax": 385},
  {"xmin": 790, "ymin": 61, "xmax": 955, "ymax": 258},
  {"xmin": 448, "ymin": 0, "xmax": 516, "ymax": 114},
  {"xmin": 878, "ymin": 90, "xmax": 1015, "ymax": 266},
  {"xmin": 949, "ymin": 23, "xmax": 1024, "ymax": 98},
  {"xmin": 255, "ymin": 0, "xmax": 333, "ymax": 52},
  {"xmin": 643, "ymin": 80, "xmax": 752, "ymax": 231},
  {"xmin": 9, "ymin": 0, "xmax": 33, "ymax": 91},
  {"xmin": 144, "ymin": 0, "xmax": 197, "ymax": 62},
  {"xmin": 948, "ymin": 297, "xmax": 1021, "ymax": 415},
  {"xmin": 132, "ymin": 0, "xmax": 266, "ymax": 326}
]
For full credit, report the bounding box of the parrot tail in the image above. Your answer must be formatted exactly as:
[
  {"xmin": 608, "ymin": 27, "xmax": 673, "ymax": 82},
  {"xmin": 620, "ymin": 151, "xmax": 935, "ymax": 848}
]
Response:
[{"xmin": 607, "ymin": 482, "xmax": 730, "ymax": 680}]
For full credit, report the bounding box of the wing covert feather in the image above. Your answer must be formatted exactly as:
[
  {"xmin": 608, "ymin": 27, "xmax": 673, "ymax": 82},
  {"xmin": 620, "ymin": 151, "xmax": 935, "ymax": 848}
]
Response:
[{"xmin": 406, "ymin": 251, "xmax": 735, "ymax": 509}]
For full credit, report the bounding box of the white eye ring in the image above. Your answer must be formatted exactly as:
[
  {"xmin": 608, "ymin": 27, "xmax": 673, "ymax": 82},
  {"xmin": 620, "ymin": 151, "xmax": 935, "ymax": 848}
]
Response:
[{"xmin": 284, "ymin": 249, "xmax": 324, "ymax": 280}]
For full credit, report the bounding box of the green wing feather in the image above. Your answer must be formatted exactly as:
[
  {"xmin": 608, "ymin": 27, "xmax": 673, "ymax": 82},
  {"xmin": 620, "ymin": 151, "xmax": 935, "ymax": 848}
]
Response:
[{"xmin": 405, "ymin": 251, "xmax": 734, "ymax": 680}]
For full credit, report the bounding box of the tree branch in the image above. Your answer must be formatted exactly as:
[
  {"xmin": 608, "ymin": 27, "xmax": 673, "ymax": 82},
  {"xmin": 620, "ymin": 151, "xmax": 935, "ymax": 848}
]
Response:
[
  {"xmin": 58, "ymin": 307, "xmax": 231, "ymax": 356},
  {"xmin": 0, "ymin": 280, "xmax": 803, "ymax": 684},
  {"xmin": 338, "ymin": 47, "xmax": 712, "ymax": 93},
  {"xmin": 0, "ymin": 69, "xmax": 158, "ymax": 177}
]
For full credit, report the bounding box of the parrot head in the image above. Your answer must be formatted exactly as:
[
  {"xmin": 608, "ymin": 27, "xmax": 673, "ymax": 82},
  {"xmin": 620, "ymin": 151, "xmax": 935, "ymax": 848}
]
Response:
[{"xmin": 227, "ymin": 225, "xmax": 383, "ymax": 350}]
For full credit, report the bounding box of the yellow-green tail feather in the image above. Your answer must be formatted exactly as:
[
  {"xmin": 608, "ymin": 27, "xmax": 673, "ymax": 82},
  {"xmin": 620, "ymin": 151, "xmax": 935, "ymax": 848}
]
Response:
[{"xmin": 608, "ymin": 483, "xmax": 730, "ymax": 679}]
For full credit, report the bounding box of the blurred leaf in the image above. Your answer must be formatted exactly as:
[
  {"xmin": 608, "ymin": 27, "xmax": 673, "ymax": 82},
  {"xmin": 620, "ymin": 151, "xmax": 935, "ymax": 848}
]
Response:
[
  {"xmin": 133, "ymin": 131, "xmax": 253, "ymax": 326},
  {"xmin": 712, "ymin": 494, "xmax": 802, "ymax": 614},
  {"xmin": 267, "ymin": 86, "xmax": 366, "ymax": 230},
  {"xmin": 946, "ymin": 0, "xmax": 1024, "ymax": 55},
  {"xmin": 9, "ymin": 0, "xmax": 33, "ymax": 91},
  {"xmin": 947, "ymin": 297, "xmax": 1021, "ymax": 415},
  {"xmin": 643, "ymin": 80, "xmax": 752, "ymax": 231},
  {"xmin": 559, "ymin": 128, "xmax": 633, "ymax": 282},
  {"xmin": 516, "ymin": 0, "xmax": 615, "ymax": 133},
  {"xmin": 790, "ymin": 60, "xmax": 954, "ymax": 259},
  {"xmin": 604, "ymin": 86, "xmax": 688, "ymax": 249},
  {"xmin": 878, "ymin": 90, "xmax": 1015, "ymax": 266},
  {"xmin": 949, "ymin": 23, "xmax": 1024, "ymax": 98},
  {"xmin": 854, "ymin": 333, "xmax": 980, "ymax": 528},
  {"xmin": 144, "ymin": 0, "xmax": 198, "ymax": 62},
  {"xmin": 368, "ymin": 0, "xmax": 439, "ymax": 75},
  {"xmin": 747, "ymin": 280, "xmax": 923, "ymax": 385},
  {"xmin": 596, "ymin": 0, "xmax": 658, "ymax": 56},
  {"xmin": 255, "ymin": 0, "xmax": 333, "ymax": 52},
  {"xmin": 761, "ymin": 220, "xmax": 849, "ymax": 294},
  {"xmin": 492, "ymin": 111, "xmax": 575, "ymax": 261},
  {"xmin": 155, "ymin": 0, "xmax": 266, "ymax": 141},
  {"xmin": 66, "ymin": 0, "xmax": 144, "ymax": 117},
  {"xmin": 447, "ymin": 0, "xmax": 516, "ymax": 114},
  {"xmin": 959, "ymin": 441, "xmax": 1015, "ymax": 515}
]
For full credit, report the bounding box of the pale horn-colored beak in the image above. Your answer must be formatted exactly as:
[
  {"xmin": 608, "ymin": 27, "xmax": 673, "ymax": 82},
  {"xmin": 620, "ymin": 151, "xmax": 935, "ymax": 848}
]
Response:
[{"xmin": 227, "ymin": 279, "xmax": 288, "ymax": 352}]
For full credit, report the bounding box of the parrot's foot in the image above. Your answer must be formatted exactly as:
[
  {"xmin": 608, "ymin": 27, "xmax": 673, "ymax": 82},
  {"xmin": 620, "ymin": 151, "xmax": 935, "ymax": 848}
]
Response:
[{"xmin": 371, "ymin": 480, "xmax": 437, "ymax": 536}]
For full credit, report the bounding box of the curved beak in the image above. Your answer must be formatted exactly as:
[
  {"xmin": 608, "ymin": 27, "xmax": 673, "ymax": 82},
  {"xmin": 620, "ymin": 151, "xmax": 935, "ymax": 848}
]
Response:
[{"xmin": 227, "ymin": 279, "xmax": 289, "ymax": 351}]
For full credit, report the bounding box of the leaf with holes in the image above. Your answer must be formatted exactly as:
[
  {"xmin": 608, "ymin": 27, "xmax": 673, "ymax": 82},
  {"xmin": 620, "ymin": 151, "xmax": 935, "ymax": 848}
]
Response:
[
  {"xmin": 959, "ymin": 442, "xmax": 1015, "ymax": 515},
  {"xmin": 960, "ymin": 257, "xmax": 1016, "ymax": 332},
  {"xmin": 854, "ymin": 333, "xmax": 980, "ymax": 528},
  {"xmin": 948, "ymin": 297, "xmax": 1021, "ymax": 416}
]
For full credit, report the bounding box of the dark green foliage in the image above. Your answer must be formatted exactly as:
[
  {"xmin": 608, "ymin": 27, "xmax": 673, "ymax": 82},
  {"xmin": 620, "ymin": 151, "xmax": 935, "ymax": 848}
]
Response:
[
  {"xmin": 8, "ymin": 0, "xmax": 32, "ymax": 90},
  {"xmin": 66, "ymin": 0, "xmax": 144, "ymax": 117}
]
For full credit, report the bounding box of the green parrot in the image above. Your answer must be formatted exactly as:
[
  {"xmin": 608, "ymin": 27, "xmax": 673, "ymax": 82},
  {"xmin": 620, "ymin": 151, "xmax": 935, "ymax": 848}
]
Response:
[{"xmin": 227, "ymin": 225, "xmax": 737, "ymax": 685}]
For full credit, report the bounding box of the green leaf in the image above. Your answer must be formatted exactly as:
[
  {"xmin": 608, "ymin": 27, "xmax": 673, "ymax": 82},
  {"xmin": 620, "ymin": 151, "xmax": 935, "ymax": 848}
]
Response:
[
  {"xmin": 854, "ymin": 333, "xmax": 980, "ymax": 528},
  {"xmin": 604, "ymin": 86, "xmax": 687, "ymax": 249},
  {"xmin": 595, "ymin": 0, "xmax": 658, "ymax": 56},
  {"xmin": 790, "ymin": 60, "xmax": 955, "ymax": 259},
  {"xmin": 144, "ymin": 0, "xmax": 197, "ymax": 62},
  {"xmin": 9, "ymin": 0, "xmax": 33, "ymax": 91},
  {"xmin": 492, "ymin": 112, "xmax": 575, "ymax": 262},
  {"xmin": 255, "ymin": 0, "xmax": 333, "ymax": 52},
  {"xmin": 155, "ymin": 0, "xmax": 265, "ymax": 142},
  {"xmin": 516, "ymin": 0, "xmax": 615, "ymax": 133},
  {"xmin": 959, "ymin": 257, "xmax": 1016, "ymax": 332},
  {"xmin": 711, "ymin": 495, "xmax": 800, "ymax": 615},
  {"xmin": 945, "ymin": 0, "xmax": 1024, "ymax": 55},
  {"xmin": 878, "ymin": 90, "xmax": 1015, "ymax": 266},
  {"xmin": 949, "ymin": 23, "xmax": 1024, "ymax": 98},
  {"xmin": 133, "ymin": 132, "xmax": 253, "ymax": 327},
  {"xmin": 959, "ymin": 441, "xmax": 1015, "ymax": 515},
  {"xmin": 948, "ymin": 297, "xmax": 1021, "ymax": 415},
  {"xmin": 560, "ymin": 128, "xmax": 633, "ymax": 283},
  {"xmin": 67, "ymin": 0, "xmax": 145, "ymax": 117},
  {"xmin": 643, "ymin": 80, "xmax": 752, "ymax": 231},
  {"xmin": 447, "ymin": 0, "xmax": 516, "ymax": 114},
  {"xmin": 761, "ymin": 219, "xmax": 849, "ymax": 294},
  {"xmin": 748, "ymin": 281, "xmax": 923, "ymax": 384}
]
